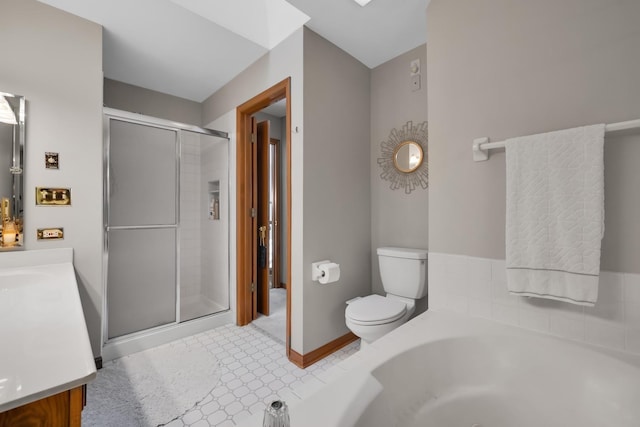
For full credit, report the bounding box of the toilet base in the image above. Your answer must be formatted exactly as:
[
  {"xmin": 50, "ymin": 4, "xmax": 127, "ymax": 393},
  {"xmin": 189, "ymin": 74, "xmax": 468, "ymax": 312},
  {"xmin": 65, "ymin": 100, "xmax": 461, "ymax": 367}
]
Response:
[{"xmin": 345, "ymin": 315, "xmax": 408, "ymax": 345}]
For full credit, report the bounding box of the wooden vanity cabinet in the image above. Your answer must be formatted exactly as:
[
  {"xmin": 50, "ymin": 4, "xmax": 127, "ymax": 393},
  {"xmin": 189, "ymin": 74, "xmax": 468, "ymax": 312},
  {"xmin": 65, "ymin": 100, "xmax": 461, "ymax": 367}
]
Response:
[{"xmin": 0, "ymin": 385, "xmax": 86, "ymax": 427}]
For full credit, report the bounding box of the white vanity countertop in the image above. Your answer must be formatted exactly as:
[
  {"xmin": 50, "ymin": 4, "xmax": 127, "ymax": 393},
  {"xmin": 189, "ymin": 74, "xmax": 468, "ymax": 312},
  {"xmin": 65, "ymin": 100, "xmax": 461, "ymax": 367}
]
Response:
[{"xmin": 0, "ymin": 248, "xmax": 96, "ymax": 412}]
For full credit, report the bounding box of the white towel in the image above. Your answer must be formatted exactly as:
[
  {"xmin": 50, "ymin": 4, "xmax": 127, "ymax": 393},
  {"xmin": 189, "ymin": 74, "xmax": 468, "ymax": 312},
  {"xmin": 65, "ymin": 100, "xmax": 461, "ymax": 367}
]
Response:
[{"xmin": 505, "ymin": 124, "xmax": 605, "ymax": 306}]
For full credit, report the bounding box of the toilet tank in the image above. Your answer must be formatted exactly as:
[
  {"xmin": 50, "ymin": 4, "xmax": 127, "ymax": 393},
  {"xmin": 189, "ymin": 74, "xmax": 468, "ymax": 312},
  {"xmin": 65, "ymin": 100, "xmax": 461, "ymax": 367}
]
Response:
[{"xmin": 377, "ymin": 247, "xmax": 428, "ymax": 299}]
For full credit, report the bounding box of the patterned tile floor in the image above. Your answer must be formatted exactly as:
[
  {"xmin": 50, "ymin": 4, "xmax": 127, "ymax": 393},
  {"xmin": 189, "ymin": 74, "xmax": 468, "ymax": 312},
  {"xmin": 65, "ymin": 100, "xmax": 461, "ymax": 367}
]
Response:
[{"xmin": 138, "ymin": 322, "xmax": 360, "ymax": 427}]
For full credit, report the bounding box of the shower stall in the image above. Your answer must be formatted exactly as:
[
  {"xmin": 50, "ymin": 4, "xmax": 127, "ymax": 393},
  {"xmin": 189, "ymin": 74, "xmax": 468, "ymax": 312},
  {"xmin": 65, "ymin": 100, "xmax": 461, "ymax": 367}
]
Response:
[{"xmin": 102, "ymin": 109, "xmax": 231, "ymax": 360}]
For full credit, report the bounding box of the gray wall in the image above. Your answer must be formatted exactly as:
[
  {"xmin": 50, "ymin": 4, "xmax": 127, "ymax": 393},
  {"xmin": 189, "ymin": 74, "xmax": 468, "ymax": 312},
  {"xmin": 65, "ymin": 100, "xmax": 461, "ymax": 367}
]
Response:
[
  {"xmin": 203, "ymin": 27, "xmax": 371, "ymax": 354},
  {"xmin": 280, "ymin": 116, "xmax": 287, "ymax": 286},
  {"xmin": 253, "ymin": 112, "xmax": 283, "ymax": 140},
  {"xmin": 370, "ymin": 44, "xmax": 428, "ymax": 309},
  {"xmin": 302, "ymin": 29, "xmax": 371, "ymax": 353},
  {"xmin": 0, "ymin": 0, "xmax": 104, "ymax": 355},
  {"xmin": 202, "ymin": 29, "xmax": 304, "ymax": 126},
  {"xmin": 200, "ymin": 28, "xmax": 306, "ymax": 352},
  {"xmin": 104, "ymin": 78, "xmax": 202, "ymax": 125},
  {"xmin": 427, "ymin": 0, "xmax": 640, "ymax": 274}
]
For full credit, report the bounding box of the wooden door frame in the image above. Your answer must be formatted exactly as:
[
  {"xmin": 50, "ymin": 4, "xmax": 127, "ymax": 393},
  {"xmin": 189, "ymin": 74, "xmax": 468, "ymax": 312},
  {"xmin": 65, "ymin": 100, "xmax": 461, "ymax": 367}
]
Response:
[
  {"xmin": 236, "ymin": 77, "xmax": 291, "ymax": 356},
  {"xmin": 270, "ymin": 137, "xmax": 281, "ymax": 290},
  {"xmin": 256, "ymin": 120, "xmax": 270, "ymax": 316}
]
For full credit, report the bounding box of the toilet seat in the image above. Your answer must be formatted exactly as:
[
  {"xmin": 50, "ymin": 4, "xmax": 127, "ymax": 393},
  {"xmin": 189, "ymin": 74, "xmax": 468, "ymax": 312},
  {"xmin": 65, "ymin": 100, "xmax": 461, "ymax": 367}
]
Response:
[{"xmin": 345, "ymin": 294, "xmax": 407, "ymax": 326}]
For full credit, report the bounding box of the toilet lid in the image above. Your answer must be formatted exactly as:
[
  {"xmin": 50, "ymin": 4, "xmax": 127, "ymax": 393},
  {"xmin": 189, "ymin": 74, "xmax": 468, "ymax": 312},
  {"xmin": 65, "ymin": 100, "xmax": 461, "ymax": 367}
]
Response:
[{"xmin": 346, "ymin": 294, "xmax": 407, "ymax": 324}]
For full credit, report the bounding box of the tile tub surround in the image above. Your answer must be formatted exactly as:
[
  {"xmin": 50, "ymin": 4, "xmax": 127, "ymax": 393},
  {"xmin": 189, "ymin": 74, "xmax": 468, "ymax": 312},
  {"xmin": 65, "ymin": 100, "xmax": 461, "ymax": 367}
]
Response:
[{"xmin": 428, "ymin": 252, "xmax": 640, "ymax": 355}]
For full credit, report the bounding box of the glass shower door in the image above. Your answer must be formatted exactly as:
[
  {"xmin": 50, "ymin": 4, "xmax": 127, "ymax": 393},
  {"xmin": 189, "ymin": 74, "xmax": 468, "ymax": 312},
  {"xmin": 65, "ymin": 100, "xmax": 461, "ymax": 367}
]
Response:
[
  {"xmin": 179, "ymin": 131, "xmax": 229, "ymax": 322},
  {"xmin": 106, "ymin": 119, "xmax": 178, "ymax": 339}
]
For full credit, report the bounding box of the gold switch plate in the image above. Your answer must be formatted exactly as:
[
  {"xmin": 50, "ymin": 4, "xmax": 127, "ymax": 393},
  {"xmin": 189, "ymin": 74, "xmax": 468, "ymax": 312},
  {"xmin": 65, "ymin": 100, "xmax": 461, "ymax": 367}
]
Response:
[
  {"xmin": 36, "ymin": 187, "xmax": 71, "ymax": 206},
  {"xmin": 37, "ymin": 228, "xmax": 64, "ymax": 240}
]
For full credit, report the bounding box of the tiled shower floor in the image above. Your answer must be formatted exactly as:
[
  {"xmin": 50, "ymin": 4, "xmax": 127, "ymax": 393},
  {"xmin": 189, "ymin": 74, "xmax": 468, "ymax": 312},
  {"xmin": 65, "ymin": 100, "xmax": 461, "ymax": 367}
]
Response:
[{"xmin": 101, "ymin": 322, "xmax": 360, "ymax": 427}]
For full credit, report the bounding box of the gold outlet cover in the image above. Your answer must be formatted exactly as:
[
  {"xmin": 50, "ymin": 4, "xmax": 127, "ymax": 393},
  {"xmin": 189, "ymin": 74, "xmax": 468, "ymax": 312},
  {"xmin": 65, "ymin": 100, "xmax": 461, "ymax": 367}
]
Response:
[
  {"xmin": 37, "ymin": 228, "xmax": 64, "ymax": 240},
  {"xmin": 36, "ymin": 187, "xmax": 71, "ymax": 206}
]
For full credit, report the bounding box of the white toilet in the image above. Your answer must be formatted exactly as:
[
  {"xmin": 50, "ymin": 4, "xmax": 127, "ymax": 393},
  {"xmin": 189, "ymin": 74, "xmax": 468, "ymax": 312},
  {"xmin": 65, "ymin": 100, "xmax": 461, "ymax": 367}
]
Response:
[{"xmin": 345, "ymin": 247, "xmax": 427, "ymax": 345}]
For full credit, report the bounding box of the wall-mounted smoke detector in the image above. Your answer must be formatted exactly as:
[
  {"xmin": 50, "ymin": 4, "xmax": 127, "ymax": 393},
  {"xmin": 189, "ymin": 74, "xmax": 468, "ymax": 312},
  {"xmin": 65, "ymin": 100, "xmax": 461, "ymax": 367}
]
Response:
[{"xmin": 353, "ymin": 0, "xmax": 372, "ymax": 6}]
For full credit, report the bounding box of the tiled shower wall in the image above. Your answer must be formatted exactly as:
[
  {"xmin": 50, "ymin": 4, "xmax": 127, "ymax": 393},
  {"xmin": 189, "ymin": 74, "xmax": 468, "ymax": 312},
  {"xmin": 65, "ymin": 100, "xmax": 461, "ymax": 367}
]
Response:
[
  {"xmin": 180, "ymin": 133, "xmax": 202, "ymax": 299},
  {"xmin": 200, "ymin": 138, "xmax": 229, "ymax": 308},
  {"xmin": 428, "ymin": 253, "xmax": 640, "ymax": 355},
  {"xmin": 179, "ymin": 132, "xmax": 229, "ymax": 309}
]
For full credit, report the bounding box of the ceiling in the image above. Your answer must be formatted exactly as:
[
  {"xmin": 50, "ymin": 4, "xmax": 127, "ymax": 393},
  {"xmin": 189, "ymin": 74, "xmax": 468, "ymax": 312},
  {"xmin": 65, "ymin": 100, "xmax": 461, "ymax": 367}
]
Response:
[
  {"xmin": 261, "ymin": 99, "xmax": 287, "ymax": 118},
  {"xmin": 37, "ymin": 0, "xmax": 429, "ymax": 102}
]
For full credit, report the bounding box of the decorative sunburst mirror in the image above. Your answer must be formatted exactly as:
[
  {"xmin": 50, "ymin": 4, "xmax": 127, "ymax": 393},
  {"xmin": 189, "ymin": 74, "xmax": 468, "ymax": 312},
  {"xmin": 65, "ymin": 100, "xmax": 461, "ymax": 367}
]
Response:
[{"xmin": 378, "ymin": 120, "xmax": 428, "ymax": 194}]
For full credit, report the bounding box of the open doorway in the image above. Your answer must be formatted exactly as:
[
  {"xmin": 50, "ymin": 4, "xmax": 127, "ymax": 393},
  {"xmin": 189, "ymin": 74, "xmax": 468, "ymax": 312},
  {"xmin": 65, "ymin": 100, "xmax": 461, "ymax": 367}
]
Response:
[
  {"xmin": 236, "ymin": 78, "xmax": 292, "ymax": 358},
  {"xmin": 251, "ymin": 103, "xmax": 287, "ymax": 342}
]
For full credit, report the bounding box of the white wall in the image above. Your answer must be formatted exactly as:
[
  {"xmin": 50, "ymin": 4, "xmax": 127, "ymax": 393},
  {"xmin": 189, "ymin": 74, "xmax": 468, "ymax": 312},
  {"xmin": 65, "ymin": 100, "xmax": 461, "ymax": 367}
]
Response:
[
  {"xmin": 427, "ymin": 0, "xmax": 640, "ymax": 355},
  {"xmin": 0, "ymin": 0, "xmax": 103, "ymax": 355},
  {"xmin": 429, "ymin": 253, "xmax": 640, "ymax": 355},
  {"xmin": 370, "ymin": 44, "xmax": 428, "ymax": 314}
]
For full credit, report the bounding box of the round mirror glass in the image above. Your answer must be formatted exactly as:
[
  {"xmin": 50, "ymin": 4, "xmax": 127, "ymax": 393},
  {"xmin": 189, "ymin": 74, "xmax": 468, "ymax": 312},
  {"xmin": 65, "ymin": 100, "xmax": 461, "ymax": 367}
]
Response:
[{"xmin": 393, "ymin": 141, "xmax": 423, "ymax": 173}]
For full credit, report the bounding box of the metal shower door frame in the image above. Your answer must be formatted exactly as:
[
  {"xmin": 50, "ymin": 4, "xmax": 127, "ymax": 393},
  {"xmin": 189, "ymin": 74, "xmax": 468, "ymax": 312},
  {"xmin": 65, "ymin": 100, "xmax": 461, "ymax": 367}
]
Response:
[{"xmin": 101, "ymin": 108, "xmax": 229, "ymax": 346}]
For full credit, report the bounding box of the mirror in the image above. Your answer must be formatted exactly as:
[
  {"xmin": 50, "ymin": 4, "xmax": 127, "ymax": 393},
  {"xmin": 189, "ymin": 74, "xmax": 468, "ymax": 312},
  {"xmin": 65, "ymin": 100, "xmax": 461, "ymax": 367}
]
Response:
[
  {"xmin": 393, "ymin": 140, "xmax": 423, "ymax": 173},
  {"xmin": 377, "ymin": 120, "xmax": 428, "ymax": 194},
  {"xmin": 0, "ymin": 92, "xmax": 25, "ymax": 250}
]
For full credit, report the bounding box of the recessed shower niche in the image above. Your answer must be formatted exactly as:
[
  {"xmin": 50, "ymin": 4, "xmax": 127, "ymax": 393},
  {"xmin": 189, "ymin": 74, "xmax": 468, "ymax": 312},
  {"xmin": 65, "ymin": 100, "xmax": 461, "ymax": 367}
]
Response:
[
  {"xmin": 208, "ymin": 180, "xmax": 220, "ymax": 220},
  {"xmin": 103, "ymin": 109, "xmax": 230, "ymax": 358}
]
